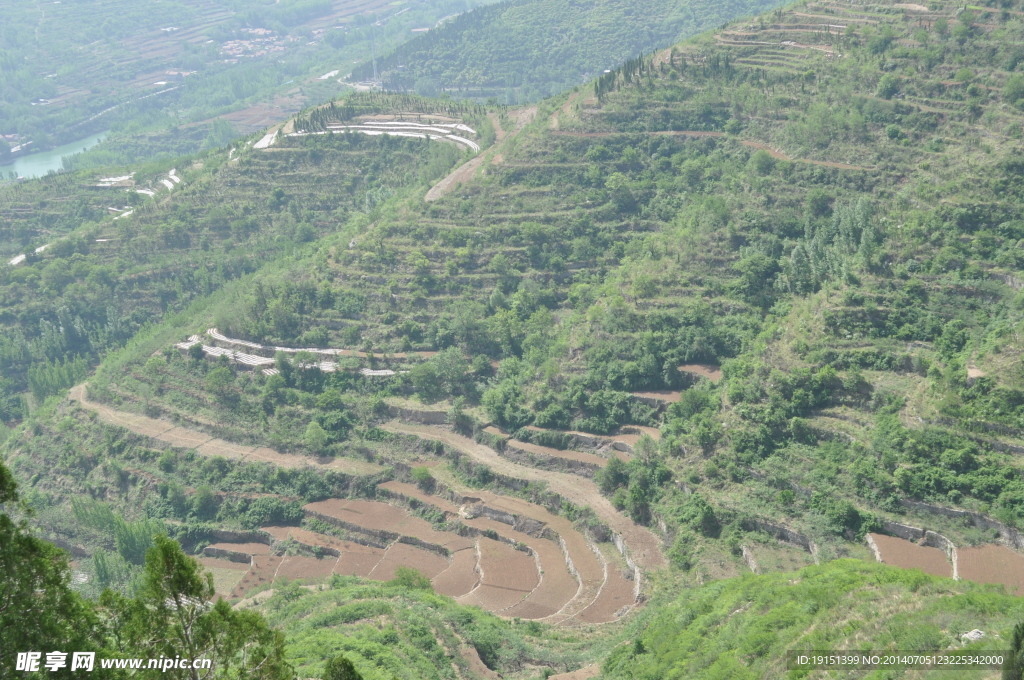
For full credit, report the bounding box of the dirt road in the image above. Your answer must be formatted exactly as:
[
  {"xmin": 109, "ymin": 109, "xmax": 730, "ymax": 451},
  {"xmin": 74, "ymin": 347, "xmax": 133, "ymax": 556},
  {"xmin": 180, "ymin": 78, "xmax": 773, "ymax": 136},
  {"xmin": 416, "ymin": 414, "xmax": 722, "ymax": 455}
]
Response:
[
  {"xmin": 69, "ymin": 384, "xmax": 381, "ymax": 474},
  {"xmin": 425, "ymin": 106, "xmax": 538, "ymax": 201},
  {"xmin": 425, "ymin": 155, "xmax": 485, "ymax": 202}
]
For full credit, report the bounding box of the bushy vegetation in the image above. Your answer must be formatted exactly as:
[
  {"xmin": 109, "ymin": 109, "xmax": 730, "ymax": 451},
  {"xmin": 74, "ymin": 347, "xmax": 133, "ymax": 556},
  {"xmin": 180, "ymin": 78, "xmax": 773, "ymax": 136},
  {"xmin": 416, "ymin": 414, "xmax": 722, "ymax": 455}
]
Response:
[
  {"xmin": 261, "ymin": 571, "xmax": 597, "ymax": 679},
  {"xmin": 355, "ymin": 0, "xmax": 786, "ymax": 104},
  {"xmin": 0, "ymin": 458, "xmax": 291, "ymax": 679},
  {"xmin": 604, "ymin": 560, "xmax": 1024, "ymax": 679}
]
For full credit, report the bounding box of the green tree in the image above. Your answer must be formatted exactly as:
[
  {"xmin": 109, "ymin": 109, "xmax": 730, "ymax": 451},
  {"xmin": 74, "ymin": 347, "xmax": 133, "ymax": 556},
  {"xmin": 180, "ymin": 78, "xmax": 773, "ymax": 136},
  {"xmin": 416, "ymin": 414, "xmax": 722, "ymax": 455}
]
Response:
[
  {"xmin": 1006, "ymin": 75, "xmax": 1024, "ymax": 107},
  {"xmin": 206, "ymin": 366, "xmax": 234, "ymax": 398},
  {"xmin": 191, "ymin": 486, "xmax": 219, "ymax": 520},
  {"xmin": 749, "ymin": 149, "xmax": 776, "ymax": 176},
  {"xmin": 1, "ymin": 462, "xmax": 113, "ymax": 678},
  {"xmin": 1004, "ymin": 622, "xmax": 1024, "ymax": 679},
  {"xmin": 411, "ymin": 466, "xmax": 435, "ymax": 492},
  {"xmin": 598, "ymin": 455, "xmax": 630, "ymax": 494},
  {"xmin": 410, "ymin": 361, "xmax": 444, "ymax": 403},
  {"xmin": 304, "ymin": 421, "xmax": 330, "ymax": 454},
  {"xmin": 100, "ymin": 535, "xmax": 292, "ymax": 680},
  {"xmin": 323, "ymin": 655, "xmax": 364, "ymax": 680},
  {"xmin": 390, "ymin": 566, "xmax": 433, "ymax": 590}
]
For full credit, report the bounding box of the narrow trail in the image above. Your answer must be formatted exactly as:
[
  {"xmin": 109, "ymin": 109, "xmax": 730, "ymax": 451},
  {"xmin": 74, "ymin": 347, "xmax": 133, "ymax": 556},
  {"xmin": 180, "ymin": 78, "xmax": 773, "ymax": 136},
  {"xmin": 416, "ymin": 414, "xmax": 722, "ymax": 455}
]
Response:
[
  {"xmin": 381, "ymin": 421, "xmax": 667, "ymax": 571},
  {"xmin": 425, "ymin": 156, "xmax": 485, "ymax": 202},
  {"xmin": 425, "ymin": 106, "xmax": 537, "ymax": 201},
  {"xmin": 549, "ymin": 90, "xmax": 583, "ymax": 130},
  {"xmin": 68, "ymin": 384, "xmax": 380, "ymax": 474},
  {"xmin": 490, "ymin": 106, "xmax": 537, "ymax": 165}
]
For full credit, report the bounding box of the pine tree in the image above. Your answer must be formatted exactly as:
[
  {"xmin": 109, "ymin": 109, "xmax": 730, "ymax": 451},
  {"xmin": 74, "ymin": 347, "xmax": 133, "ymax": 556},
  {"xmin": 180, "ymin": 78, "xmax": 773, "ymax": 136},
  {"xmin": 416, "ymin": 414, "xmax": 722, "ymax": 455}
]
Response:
[
  {"xmin": 323, "ymin": 655, "xmax": 364, "ymax": 680},
  {"xmin": 1004, "ymin": 623, "xmax": 1024, "ymax": 680}
]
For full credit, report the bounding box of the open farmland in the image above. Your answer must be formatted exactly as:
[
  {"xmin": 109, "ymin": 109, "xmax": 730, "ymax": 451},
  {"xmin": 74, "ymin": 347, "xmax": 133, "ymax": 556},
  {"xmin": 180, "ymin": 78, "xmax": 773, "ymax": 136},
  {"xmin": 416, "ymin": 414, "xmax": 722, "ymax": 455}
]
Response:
[
  {"xmin": 457, "ymin": 537, "xmax": 539, "ymax": 611},
  {"xmin": 193, "ymin": 478, "xmax": 643, "ymax": 624},
  {"xmin": 957, "ymin": 545, "xmax": 1024, "ymax": 595},
  {"xmin": 866, "ymin": 533, "xmax": 952, "ymax": 578}
]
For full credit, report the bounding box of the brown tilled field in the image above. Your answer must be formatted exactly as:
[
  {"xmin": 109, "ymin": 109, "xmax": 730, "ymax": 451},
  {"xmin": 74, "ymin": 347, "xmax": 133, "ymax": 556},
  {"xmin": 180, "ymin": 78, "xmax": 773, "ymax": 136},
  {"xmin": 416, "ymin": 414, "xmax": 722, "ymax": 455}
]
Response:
[
  {"xmin": 382, "ymin": 422, "xmax": 667, "ymax": 572},
  {"xmin": 369, "ymin": 542, "xmax": 450, "ymax": 581},
  {"xmin": 392, "ymin": 516, "xmax": 474, "ymax": 552},
  {"xmin": 868, "ymin": 534, "xmax": 952, "ymax": 578},
  {"xmin": 231, "ymin": 555, "xmax": 283, "ymax": 598},
  {"xmin": 259, "ymin": 526, "xmax": 294, "ymax": 542},
  {"xmin": 465, "ymin": 515, "xmax": 579, "ymax": 618},
  {"xmin": 576, "ymin": 563, "xmax": 635, "ymax": 624},
  {"xmin": 334, "ymin": 549, "xmax": 386, "ymax": 578},
  {"xmin": 306, "ymin": 498, "xmax": 409, "ymax": 531},
  {"xmin": 432, "ymin": 548, "xmax": 479, "ymax": 597},
  {"xmin": 958, "ymin": 545, "xmax": 1024, "ymax": 594},
  {"xmin": 277, "ymin": 555, "xmax": 337, "ymax": 581},
  {"xmin": 503, "ymin": 538, "xmax": 578, "ymax": 619},
  {"xmin": 212, "ymin": 486, "xmax": 637, "ymax": 623},
  {"xmin": 305, "ymin": 497, "xmax": 472, "ymax": 551},
  {"xmin": 475, "ymin": 491, "xmax": 606, "ymax": 586},
  {"xmin": 460, "ymin": 538, "xmax": 539, "ymax": 611}
]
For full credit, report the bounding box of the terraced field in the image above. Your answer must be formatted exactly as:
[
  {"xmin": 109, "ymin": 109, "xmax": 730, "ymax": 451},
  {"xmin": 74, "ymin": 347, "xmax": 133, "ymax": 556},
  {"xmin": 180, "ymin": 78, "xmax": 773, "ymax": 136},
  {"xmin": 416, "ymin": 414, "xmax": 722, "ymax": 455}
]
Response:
[
  {"xmin": 382, "ymin": 422, "xmax": 667, "ymax": 574},
  {"xmin": 957, "ymin": 545, "xmax": 1024, "ymax": 595},
  {"xmin": 866, "ymin": 533, "xmax": 952, "ymax": 578},
  {"xmin": 69, "ymin": 384, "xmax": 382, "ymax": 474},
  {"xmin": 186, "ymin": 445, "xmax": 654, "ymax": 625}
]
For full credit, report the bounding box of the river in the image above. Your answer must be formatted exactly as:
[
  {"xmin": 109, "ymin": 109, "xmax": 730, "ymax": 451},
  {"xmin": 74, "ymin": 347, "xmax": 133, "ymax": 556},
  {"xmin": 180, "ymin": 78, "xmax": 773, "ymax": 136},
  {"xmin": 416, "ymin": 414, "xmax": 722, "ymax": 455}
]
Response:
[{"xmin": 0, "ymin": 131, "xmax": 108, "ymax": 179}]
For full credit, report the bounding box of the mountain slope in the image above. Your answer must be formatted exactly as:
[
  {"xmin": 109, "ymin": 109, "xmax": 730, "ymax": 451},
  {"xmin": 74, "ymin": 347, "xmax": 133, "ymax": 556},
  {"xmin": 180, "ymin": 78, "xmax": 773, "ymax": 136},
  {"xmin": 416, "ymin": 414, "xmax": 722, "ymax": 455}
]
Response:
[
  {"xmin": 6, "ymin": 0, "xmax": 1024, "ymax": 675},
  {"xmin": 351, "ymin": 0, "xmax": 787, "ymax": 102},
  {"xmin": 603, "ymin": 560, "xmax": 1024, "ymax": 679}
]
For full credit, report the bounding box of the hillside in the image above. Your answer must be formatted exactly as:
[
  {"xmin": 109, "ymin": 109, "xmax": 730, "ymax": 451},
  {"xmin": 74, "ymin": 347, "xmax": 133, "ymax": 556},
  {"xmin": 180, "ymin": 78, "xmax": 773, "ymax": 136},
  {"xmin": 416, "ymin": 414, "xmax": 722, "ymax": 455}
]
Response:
[
  {"xmin": 6, "ymin": 0, "xmax": 1024, "ymax": 676},
  {"xmin": 603, "ymin": 560, "xmax": 1024, "ymax": 679},
  {"xmin": 350, "ymin": 0, "xmax": 787, "ymax": 103},
  {"xmin": 0, "ymin": 0, "xmax": 493, "ymax": 172}
]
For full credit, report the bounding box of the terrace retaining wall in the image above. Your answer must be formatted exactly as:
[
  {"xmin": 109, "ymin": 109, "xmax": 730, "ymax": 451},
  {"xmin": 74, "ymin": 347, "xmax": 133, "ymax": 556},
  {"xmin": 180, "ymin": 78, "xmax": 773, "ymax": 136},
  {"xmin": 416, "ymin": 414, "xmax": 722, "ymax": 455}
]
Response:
[
  {"xmin": 388, "ymin": 405, "xmax": 448, "ymax": 425},
  {"xmin": 900, "ymin": 499, "xmax": 1024, "ymax": 551},
  {"xmin": 202, "ymin": 547, "xmax": 255, "ymax": 564},
  {"xmin": 210, "ymin": 529, "xmax": 271, "ymax": 545},
  {"xmin": 503, "ymin": 441, "xmax": 601, "ymax": 477},
  {"xmin": 742, "ymin": 518, "xmax": 819, "ymax": 562}
]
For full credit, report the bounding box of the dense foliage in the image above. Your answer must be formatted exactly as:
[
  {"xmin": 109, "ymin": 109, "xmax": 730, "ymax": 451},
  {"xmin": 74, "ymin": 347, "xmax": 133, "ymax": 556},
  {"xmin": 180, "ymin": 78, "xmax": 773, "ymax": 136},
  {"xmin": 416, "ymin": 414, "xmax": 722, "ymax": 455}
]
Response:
[
  {"xmin": 0, "ymin": 458, "xmax": 291, "ymax": 679},
  {"xmin": 354, "ymin": 0, "xmax": 786, "ymax": 103},
  {"xmin": 604, "ymin": 560, "xmax": 1024, "ymax": 679}
]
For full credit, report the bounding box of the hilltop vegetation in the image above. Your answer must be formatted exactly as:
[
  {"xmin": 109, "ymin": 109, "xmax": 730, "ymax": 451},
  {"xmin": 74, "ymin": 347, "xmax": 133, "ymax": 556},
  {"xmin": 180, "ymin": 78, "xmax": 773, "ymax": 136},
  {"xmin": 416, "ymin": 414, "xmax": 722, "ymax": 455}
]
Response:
[
  {"xmin": 355, "ymin": 0, "xmax": 787, "ymax": 103},
  {"xmin": 7, "ymin": 0, "xmax": 1024, "ymax": 675}
]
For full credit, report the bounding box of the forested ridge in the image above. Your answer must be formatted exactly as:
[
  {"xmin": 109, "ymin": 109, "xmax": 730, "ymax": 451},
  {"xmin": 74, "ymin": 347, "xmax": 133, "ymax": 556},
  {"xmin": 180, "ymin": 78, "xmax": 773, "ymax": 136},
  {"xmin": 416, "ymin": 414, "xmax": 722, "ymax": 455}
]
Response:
[
  {"xmin": 352, "ymin": 0, "xmax": 788, "ymax": 103},
  {"xmin": 8, "ymin": 0, "xmax": 1024, "ymax": 676}
]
